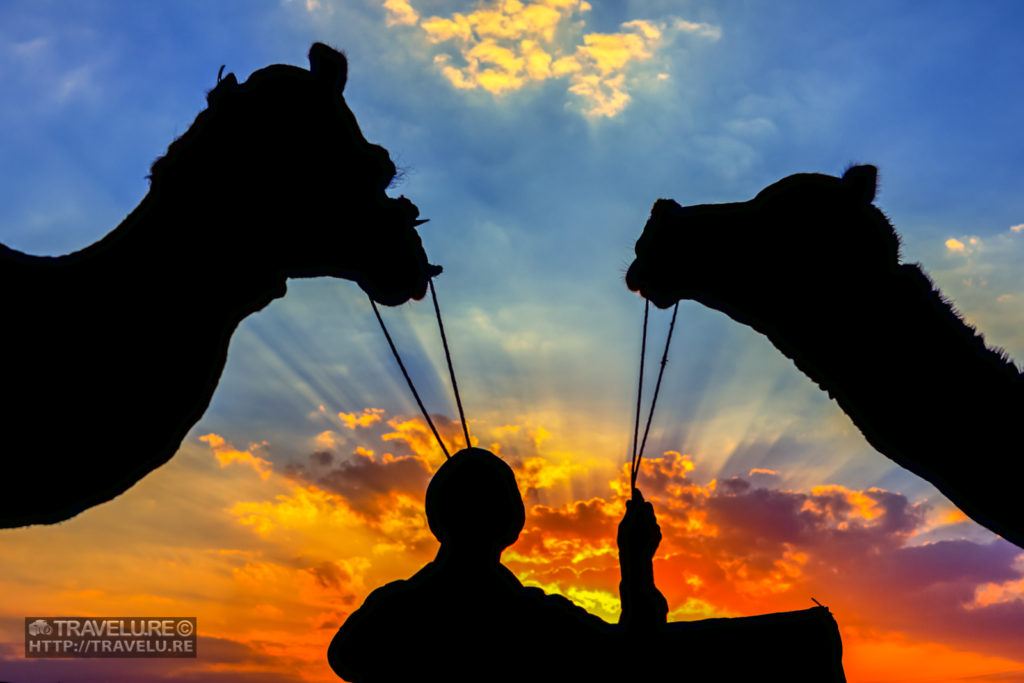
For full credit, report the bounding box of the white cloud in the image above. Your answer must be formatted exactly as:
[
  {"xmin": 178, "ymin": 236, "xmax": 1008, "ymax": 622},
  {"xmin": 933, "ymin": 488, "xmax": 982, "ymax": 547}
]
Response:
[{"xmin": 673, "ymin": 18, "xmax": 722, "ymax": 40}]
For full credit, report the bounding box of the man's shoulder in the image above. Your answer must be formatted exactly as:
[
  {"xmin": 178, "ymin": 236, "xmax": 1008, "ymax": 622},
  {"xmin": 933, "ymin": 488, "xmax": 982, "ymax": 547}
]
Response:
[
  {"xmin": 358, "ymin": 577, "xmax": 422, "ymax": 612},
  {"xmin": 364, "ymin": 577, "xmax": 409, "ymax": 599}
]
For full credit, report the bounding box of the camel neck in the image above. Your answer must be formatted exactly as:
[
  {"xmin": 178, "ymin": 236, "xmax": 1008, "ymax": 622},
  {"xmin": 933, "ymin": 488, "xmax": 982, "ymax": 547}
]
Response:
[{"xmin": 80, "ymin": 185, "xmax": 288, "ymax": 326}]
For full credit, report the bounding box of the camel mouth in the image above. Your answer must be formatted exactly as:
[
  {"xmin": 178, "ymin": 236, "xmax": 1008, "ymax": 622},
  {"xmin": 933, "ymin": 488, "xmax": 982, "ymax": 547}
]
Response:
[
  {"xmin": 627, "ymin": 259, "xmax": 678, "ymax": 309},
  {"xmin": 386, "ymin": 194, "xmax": 422, "ymax": 229},
  {"xmin": 353, "ymin": 194, "xmax": 442, "ymax": 306},
  {"xmin": 627, "ymin": 248, "xmax": 682, "ymax": 310}
]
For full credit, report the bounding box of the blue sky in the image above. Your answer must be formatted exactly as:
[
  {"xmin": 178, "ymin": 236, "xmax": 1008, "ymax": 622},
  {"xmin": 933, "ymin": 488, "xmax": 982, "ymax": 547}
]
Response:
[
  {"xmin": 2, "ymin": 0, "xmax": 1023, "ymax": 518},
  {"xmin": 2, "ymin": 2, "xmax": 1024, "ymax": 680}
]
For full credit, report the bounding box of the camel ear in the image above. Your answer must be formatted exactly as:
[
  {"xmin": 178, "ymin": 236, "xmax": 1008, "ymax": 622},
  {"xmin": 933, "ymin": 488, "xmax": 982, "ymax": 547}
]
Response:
[
  {"xmin": 651, "ymin": 198, "xmax": 681, "ymax": 219},
  {"xmin": 206, "ymin": 71, "xmax": 238, "ymax": 106},
  {"xmin": 309, "ymin": 42, "xmax": 348, "ymax": 93},
  {"xmin": 842, "ymin": 165, "xmax": 877, "ymax": 204}
]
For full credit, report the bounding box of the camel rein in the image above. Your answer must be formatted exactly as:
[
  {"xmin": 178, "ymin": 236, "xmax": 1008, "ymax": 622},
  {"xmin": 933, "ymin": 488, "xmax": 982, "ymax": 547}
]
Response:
[
  {"xmin": 369, "ymin": 278, "xmax": 470, "ymax": 459},
  {"xmin": 370, "ymin": 283, "xmax": 677, "ymax": 473},
  {"xmin": 630, "ymin": 299, "xmax": 680, "ymax": 493}
]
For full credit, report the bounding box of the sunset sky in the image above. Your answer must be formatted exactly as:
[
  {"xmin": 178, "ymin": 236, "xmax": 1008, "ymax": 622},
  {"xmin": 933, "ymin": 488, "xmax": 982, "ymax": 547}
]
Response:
[{"xmin": 2, "ymin": 1, "xmax": 1024, "ymax": 681}]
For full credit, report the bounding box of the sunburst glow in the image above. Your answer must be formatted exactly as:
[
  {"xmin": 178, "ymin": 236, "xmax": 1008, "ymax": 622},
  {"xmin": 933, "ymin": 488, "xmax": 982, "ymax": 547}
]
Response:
[{"xmin": 2, "ymin": 1, "xmax": 1024, "ymax": 681}]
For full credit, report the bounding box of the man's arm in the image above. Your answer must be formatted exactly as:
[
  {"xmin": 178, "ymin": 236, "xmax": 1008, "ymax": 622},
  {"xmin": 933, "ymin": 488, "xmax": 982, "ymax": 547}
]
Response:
[
  {"xmin": 328, "ymin": 583, "xmax": 407, "ymax": 682},
  {"xmin": 617, "ymin": 489, "xmax": 668, "ymax": 630}
]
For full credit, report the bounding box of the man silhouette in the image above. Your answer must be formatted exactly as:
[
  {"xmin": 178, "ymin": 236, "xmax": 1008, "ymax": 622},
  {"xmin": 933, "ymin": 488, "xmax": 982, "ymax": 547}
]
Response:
[{"xmin": 327, "ymin": 447, "xmax": 666, "ymax": 682}]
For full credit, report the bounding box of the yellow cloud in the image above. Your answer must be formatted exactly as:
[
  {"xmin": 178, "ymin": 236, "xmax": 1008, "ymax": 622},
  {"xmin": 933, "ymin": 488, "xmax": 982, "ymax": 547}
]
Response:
[
  {"xmin": 577, "ymin": 31, "xmax": 650, "ymax": 73},
  {"xmin": 551, "ymin": 54, "xmax": 581, "ymax": 75},
  {"xmin": 421, "ymin": 13, "xmax": 474, "ymax": 42},
  {"xmin": 437, "ymin": 60, "xmax": 476, "ymax": 90},
  {"xmin": 386, "ymin": 0, "xmax": 720, "ymax": 117},
  {"xmin": 945, "ymin": 237, "xmax": 966, "ymax": 252},
  {"xmin": 668, "ymin": 597, "xmax": 735, "ymax": 621},
  {"xmin": 466, "ymin": 40, "xmax": 527, "ymax": 94},
  {"xmin": 421, "ymin": 0, "xmax": 580, "ymax": 44},
  {"xmin": 521, "ymin": 39, "xmax": 553, "ymax": 79},
  {"xmin": 230, "ymin": 485, "xmax": 355, "ymax": 536},
  {"xmin": 568, "ymin": 72, "xmax": 631, "ymax": 117},
  {"xmin": 514, "ymin": 454, "xmax": 586, "ymax": 493},
  {"xmin": 383, "ymin": 0, "xmax": 418, "ymax": 26}
]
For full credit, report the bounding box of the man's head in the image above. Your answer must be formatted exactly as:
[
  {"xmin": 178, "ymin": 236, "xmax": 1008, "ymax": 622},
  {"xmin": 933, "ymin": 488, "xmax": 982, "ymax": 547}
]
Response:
[{"xmin": 425, "ymin": 448, "xmax": 525, "ymax": 554}]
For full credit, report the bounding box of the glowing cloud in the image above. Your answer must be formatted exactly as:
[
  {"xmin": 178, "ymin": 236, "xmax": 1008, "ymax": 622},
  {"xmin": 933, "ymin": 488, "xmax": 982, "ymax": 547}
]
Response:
[
  {"xmin": 338, "ymin": 408, "xmax": 386, "ymax": 430},
  {"xmin": 383, "ymin": 0, "xmax": 721, "ymax": 117},
  {"xmin": 201, "ymin": 433, "xmax": 274, "ymax": 481},
  {"xmin": 946, "ymin": 237, "xmax": 966, "ymax": 252},
  {"xmin": 6, "ymin": 412, "xmax": 1022, "ymax": 681}
]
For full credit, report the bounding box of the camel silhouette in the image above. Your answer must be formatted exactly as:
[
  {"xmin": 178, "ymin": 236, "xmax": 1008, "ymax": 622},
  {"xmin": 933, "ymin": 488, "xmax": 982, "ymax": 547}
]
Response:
[
  {"xmin": 626, "ymin": 165, "xmax": 1024, "ymax": 549},
  {"xmin": 0, "ymin": 43, "xmax": 440, "ymax": 528}
]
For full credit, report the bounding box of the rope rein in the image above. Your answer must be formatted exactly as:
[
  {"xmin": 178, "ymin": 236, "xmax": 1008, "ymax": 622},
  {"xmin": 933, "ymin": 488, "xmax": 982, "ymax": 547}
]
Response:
[
  {"xmin": 371, "ymin": 277, "xmax": 675, "ymax": 477},
  {"xmin": 430, "ymin": 279, "xmax": 472, "ymax": 450},
  {"xmin": 630, "ymin": 300, "xmax": 649, "ymax": 492},
  {"xmin": 630, "ymin": 300, "xmax": 680, "ymax": 492},
  {"xmin": 369, "ymin": 278, "xmax": 471, "ymax": 460}
]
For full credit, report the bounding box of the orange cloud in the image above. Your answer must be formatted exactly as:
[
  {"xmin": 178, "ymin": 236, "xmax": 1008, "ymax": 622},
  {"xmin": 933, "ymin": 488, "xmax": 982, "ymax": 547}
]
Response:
[
  {"xmin": 201, "ymin": 433, "xmax": 274, "ymax": 480},
  {"xmin": 380, "ymin": 412, "xmax": 467, "ymax": 460},
  {"xmin": 210, "ymin": 423, "xmax": 1024, "ymax": 675},
  {"xmin": 9, "ymin": 411, "xmax": 1022, "ymax": 682}
]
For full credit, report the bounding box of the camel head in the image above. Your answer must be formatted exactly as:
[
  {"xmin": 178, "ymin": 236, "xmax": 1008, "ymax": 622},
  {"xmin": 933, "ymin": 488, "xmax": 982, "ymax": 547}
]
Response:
[
  {"xmin": 626, "ymin": 165, "xmax": 900, "ymax": 317},
  {"xmin": 150, "ymin": 43, "xmax": 440, "ymax": 306}
]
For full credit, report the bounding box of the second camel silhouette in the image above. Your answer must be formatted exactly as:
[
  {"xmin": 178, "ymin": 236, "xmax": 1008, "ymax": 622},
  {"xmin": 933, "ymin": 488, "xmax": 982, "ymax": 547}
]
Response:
[{"xmin": 626, "ymin": 165, "xmax": 1024, "ymax": 549}]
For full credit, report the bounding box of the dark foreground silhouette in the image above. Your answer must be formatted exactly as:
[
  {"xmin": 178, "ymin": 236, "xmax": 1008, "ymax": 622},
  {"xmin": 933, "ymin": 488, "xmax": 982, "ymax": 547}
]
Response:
[
  {"xmin": 626, "ymin": 166, "xmax": 1024, "ymax": 549},
  {"xmin": 0, "ymin": 44, "xmax": 440, "ymax": 527},
  {"xmin": 328, "ymin": 448, "xmax": 845, "ymax": 682}
]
